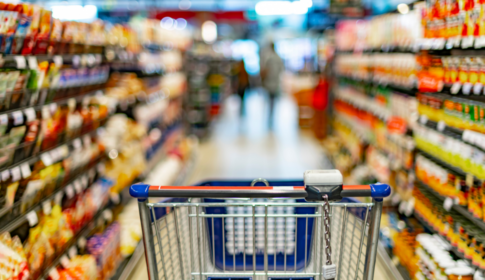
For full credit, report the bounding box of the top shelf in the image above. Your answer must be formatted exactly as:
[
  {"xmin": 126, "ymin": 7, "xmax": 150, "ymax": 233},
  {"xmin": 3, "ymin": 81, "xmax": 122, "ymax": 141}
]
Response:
[{"xmin": 336, "ymin": 39, "xmax": 485, "ymax": 56}]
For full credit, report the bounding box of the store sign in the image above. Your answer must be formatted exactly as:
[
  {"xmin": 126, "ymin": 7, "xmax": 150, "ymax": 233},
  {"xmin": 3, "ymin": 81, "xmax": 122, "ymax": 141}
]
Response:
[{"xmin": 329, "ymin": 0, "xmax": 364, "ymax": 17}]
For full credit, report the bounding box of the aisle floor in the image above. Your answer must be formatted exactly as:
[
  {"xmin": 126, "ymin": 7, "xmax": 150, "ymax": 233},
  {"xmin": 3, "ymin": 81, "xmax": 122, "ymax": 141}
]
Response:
[{"xmin": 129, "ymin": 91, "xmax": 390, "ymax": 280}]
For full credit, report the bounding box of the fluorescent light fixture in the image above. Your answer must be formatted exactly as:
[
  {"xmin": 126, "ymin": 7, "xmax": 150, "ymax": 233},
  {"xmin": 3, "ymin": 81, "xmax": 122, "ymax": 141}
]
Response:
[
  {"xmin": 179, "ymin": 0, "xmax": 192, "ymax": 10},
  {"xmin": 202, "ymin": 21, "xmax": 217, "ymax": 43},
  {"xmin": 52, "ymin": 5, "xmax": 97, "ymax": 22},
  {"xmin": 255, "ymin": 1, "xmax": 308, "ymax": 16},
  {"xmin": 161, "ymin": 17, "xmax": 175, "ymax": 29},
  {"xmin": 397, "ymin": 3, "xmax": 410, "ymax": 14},
  {"xmin": 175, "ymin": 18, "xmax": 187, "ymax": 30},
  {"xmin": 301, "ymin": 0, "xmax": 313, "ymax": 8}
]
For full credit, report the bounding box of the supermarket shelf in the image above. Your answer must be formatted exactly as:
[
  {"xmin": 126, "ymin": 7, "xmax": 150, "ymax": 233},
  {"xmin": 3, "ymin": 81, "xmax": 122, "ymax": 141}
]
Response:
[
  {"xmin": 413, "ymin": 212, "xmax": 478, "ymax": 270},
  {"xmin": 416, "ymin": 149, "xmax": 469, "ymax": 178},
  {"xmin": 0, "ymin": 116, "xmax": 109, "ymax": 174},
  {"xmin": 416, "ymin": 180, "xmax": 485, "ymax": 232},
  {"xmin": 38, "ymin": 199, "xmax": 111, "ymax": 280},
  {"xmin": 110, "ymin": 149, "xmax": 197, "ymax": 280},
  {"xmin": 418, "ymin": 116, "xmax": 485, "ymax": 153},
  {"xmin": 0, "ymin": 88, "xmax": 105, "ymax": 116},
  {"xmin": 377, "ymin": 242, "xmax": 412, "ymax": 280},
  {"xmin": 110, "ymin": 241, "xmax": 144, "ymax": 280},
  {"xmin": 0, "ymin": 154, "xmax": 105, "ymax": 232},
  {"xmin": 1, "ymin": 53, "xmax": 104, "ymax": 69},
  {"xmin": 337, "ymin": 75, "xmax": 417, "ymax": 96}
]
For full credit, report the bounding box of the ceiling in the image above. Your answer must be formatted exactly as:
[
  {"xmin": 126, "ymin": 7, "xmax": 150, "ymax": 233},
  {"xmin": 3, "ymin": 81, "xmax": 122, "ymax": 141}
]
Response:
[{"xmin": 32, "ymin": 0, "xmax": 328, "ymax": 12}]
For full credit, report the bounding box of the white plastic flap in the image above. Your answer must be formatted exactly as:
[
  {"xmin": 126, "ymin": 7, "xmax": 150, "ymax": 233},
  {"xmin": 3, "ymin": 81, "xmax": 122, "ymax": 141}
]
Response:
[{"xmin": 304, "ymin": 170, "xmax": 343, "ymax": 186}]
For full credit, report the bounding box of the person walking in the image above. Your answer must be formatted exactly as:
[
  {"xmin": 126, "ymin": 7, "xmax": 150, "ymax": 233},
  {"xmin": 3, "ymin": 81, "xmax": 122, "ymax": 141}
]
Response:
[{"xmin": 260, "ymin": 42, "xmax": 284, "ymax": 128}]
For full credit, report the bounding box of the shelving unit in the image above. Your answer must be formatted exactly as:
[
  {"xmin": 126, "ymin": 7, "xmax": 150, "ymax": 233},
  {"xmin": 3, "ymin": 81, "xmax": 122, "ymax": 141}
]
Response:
[{"xmin": 109, "ymin": 151, "xmax": 197, "ymax": 280}]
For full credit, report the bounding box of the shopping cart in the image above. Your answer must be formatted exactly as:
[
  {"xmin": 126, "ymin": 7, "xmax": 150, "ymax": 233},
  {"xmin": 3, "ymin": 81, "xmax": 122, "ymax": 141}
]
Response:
[{"xmin": 130, "ymin": 170, "xmax": 391, "ymax": 280}]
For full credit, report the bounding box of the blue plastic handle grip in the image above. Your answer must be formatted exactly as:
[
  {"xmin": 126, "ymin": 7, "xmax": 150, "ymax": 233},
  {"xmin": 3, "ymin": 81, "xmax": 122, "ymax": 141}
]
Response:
[{"xmin": 369, "ymin": 183, "xmax": 391, "ymax": 202}]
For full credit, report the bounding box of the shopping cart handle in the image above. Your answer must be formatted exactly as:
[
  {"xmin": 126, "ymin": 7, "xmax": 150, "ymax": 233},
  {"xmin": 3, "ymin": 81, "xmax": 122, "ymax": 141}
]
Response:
[{"xmin": 129, "ymin": 183, "xmax": 391, "ymax": 201}]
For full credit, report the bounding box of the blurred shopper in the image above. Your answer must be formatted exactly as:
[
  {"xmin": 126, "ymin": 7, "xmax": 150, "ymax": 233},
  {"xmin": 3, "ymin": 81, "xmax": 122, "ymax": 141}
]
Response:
[
  {"xmin": 236, "ymin": 59, "xmax": 249, "ymax": 115},
  {"xmin": 261, "ymin": 42, "xmax": 284, "ymax": 127}
]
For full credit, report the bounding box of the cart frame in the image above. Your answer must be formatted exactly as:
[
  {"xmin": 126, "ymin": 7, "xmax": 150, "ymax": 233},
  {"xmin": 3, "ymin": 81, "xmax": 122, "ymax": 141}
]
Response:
[{"xmin": 131, "ymin": 180, "xmax": 390, "ymax": 280}]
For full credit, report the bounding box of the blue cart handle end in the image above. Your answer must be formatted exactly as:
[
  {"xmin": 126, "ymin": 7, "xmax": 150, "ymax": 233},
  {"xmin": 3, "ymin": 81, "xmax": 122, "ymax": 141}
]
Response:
[
  {"xmin": 370, "ymin": 183, "xmax": 391, "ymax": 201},
  {"xmin": 130, "ymin": 183, "xmax": 150, "ymax": 201}
]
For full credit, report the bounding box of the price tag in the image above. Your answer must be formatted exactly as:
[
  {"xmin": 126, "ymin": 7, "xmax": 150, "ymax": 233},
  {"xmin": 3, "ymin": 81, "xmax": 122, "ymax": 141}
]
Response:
[
  {"xmin": 398, "ymin": 201, "xmax": 407, "ymax": 214},
  {"xmin": 24, "ymin": 108, "xmax": 36, "ymax": 122},
  {"xmin": 65, "ymin": 184, "xmax": 75, "ymax": 199},
  {"xmin": 20, "ymin": 163, "xmax": 31, "ymax": 179},
  {"xmin": 10, "ymin": 167, "xmax": 21, "ymax": 182},
  {"xmin": 103, "ymin": 209, "xmax": 113, "ymax": 222},
  {"xmin": 451, "ymin": 82, "xmax": 462, "ymax": 94},
  {"xmin": 462, "ymin": 36, "xmax": 474, "ymax": 49},
  {"xmin": 1, "ymin": 170, "xmax": 9, "ymax": 182},
  {"xmin": 14, "ymin": 56, "xmax": 26, "ymax": 69},
  {"xmin": 405, "ymin": 197, "xmax": 415, "ymax": 217},
  {"xmin": 41, "ymin": 106, "xmax": 50, "ymax": 119},
  {"xmin": 94, "ymin": 54, "xmax": 102, "ymax": 64},
  {"xmin": 444, "ymin": 197, "xmax": 454, "ymax": 211},
  {"xmin": 41, "ymin": 153, "xmax": 53, "ymax": 167},
  {"xmin": 60, "ymin": 255, "xmax": 70, "ymax": 268},
  {"xmin": 53, "ymin": 55, "xmax": 63, "ymax": 67},
  {"xmin": 419, "ymin": 115, "xmax": 428, "ymax": 125},
  {"xmin": 462, "ymin": 83, "xmax": 472, "ymax": 95},
  {"xmin": 48, "ymin": 268, "xmax": 60, "ymax": 280},
  {"xmin": 0, "ymin": 114, "xmax": 7, "ymax": 126},
  {"xmin": 73, "ymin": 138, "xmax": 82, "ymax": 150},
  {"xmin": 12, "ymin": 111, "xmax": 24, "ymax": 126},
  {"xmin": 81, "ymin": 175, "xmax": 88, "ymax": 189},
  {"xmin": 466, "ymin": 173, "xmax": 474, "ymax": 187},
  {"xmin": 110, "ymin": 192, "xmax": 120, "ymax": 204},
  {"xmin": 68, "ymin": 246, "xmax": 78, "ymax": 259},
  {"xmin": 55, "ymin": 190, "xmax": 63, "ymax": 205},
  {"xmin": 391, "ymin": 193, "xmax": 401, "ymax": 206},
  {"xmin": 49, "ymin": 267, "xmax": 61, "ymax": 280},
  {"xmin": 49, "ymin": 149, "xmax": 59, "ymax": 163},
  {"xmin": 27, "ymin": 56, "xmax": 38, "ymax": 69},
  {"xmin": 58, "ymin": 145, "xmax": 69, "ymax": 159},
  {"xmin": 26, "ymin": 211, "xmax": 38, "ymax": 226},
  {"xmin": 78, "ymin": 236, "xmax": 87, "ymax": 250},
  {"xmin": 432, "ymin": 38, "xmax": 445, "ymax": 50},
  {"xmin": 437, "ymin": 121, "xmax": 446, "ymax": 132},
  {"xmin": 72, "ymin": 55, "xmax": 80, "ymax": 67},
  {"xmin": 42, "ymin": 200, "xmax": 52, "ymax": 215},
  {"xmin": 475, "ymin": 36, "xmax": 485, "ymax": 48},
  {"xmin": 74, "ymin": 180, "xmax": 82, "ymax": 194},
  {"xmin": 473, "ymin": 83, "xmax": 483, "ymax": 95}
]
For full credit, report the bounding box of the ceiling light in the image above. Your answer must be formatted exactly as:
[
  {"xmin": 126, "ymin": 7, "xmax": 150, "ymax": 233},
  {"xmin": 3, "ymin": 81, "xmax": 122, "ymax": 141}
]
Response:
[
  {"xmin": 51, "ymin": 5, "xmax": 97, "ymax": 22},
  {"xmin": 301, "ymin": 0, "xmax": 313, "ymax": 8},
  {"xmin": 161, "ymin": 17, "xmax": 174, "ymax": 29},
  {"xmin": 175, "ymin": 18, "xmax": 187, "ymax": 30},
  {"xmin": 397, "ymin": 3, "xmax": 409, "ymax": 14},
  {"xmin": 255, "ymin": 1, "xmax": 308, "ymax": 16},
  {"xmin": 179, "ymin": 0, "xmax": 191, "ymax": 10}
]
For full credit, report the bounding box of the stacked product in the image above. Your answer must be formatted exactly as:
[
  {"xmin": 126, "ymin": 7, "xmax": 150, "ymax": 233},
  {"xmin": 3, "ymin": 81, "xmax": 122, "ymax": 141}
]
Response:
[
  {"xmin": 329, "ymin": 3, "xmax": 485, "ymax": 279},
  {"xmin": 0, "ymin": 2, "xmax": 197, "ymax": 280},
  {"xmin": 185, "ymin": 51, "xmax": 236, "ymax": 138}
]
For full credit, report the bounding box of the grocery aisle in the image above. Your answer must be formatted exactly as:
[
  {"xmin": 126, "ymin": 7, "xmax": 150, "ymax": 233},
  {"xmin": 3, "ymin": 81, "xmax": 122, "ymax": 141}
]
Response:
[{"xmin": 129, "ymin": 90, "xmax": 390, "ymax": 279}]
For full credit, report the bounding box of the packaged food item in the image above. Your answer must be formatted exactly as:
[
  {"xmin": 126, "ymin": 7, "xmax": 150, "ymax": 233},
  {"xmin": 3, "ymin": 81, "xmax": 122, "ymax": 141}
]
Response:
[{"xmin": 0, "ymin": 232, "xmax": 29, "ymax": 280}]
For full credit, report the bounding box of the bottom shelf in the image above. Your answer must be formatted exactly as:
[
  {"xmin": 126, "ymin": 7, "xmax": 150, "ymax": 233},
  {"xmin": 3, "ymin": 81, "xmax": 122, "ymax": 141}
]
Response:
[
  {"xmin": 110, "ymin": 242, "xmax": 144, "ymax": 280},
  {"xmin": 413, "ymin": 212, "xmax": 480, "ymax": 271},
  {"xmin": 377, "ymin": 242, "xmax": 412, "ymax": 280}
]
